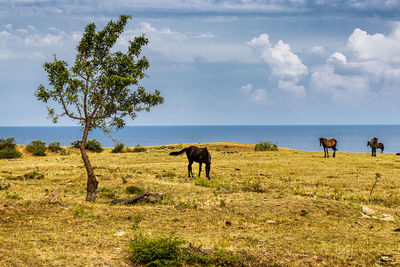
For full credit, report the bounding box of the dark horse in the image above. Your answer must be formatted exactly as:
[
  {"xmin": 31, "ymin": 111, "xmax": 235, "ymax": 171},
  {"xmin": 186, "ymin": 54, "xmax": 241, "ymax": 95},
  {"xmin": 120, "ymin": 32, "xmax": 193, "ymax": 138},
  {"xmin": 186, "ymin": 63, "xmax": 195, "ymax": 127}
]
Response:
[
  {"xmin": 367, "ymin": 137, "xmax": 384, "ymax": 157},
  {"xmin": 319, "ymin": 137, "xmax": 338, "ymax": 158},
  {"xmin": 169, "ymin": 146, "xmax": 211, "ymax": 179}
]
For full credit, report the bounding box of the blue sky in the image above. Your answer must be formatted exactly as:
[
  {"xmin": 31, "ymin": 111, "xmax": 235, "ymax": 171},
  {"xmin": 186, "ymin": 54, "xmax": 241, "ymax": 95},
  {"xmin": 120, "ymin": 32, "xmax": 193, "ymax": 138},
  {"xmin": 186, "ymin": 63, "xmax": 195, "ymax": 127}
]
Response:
[{"xmin": 1, "ymin": 0, "xmax": 400, "ymax": 126}]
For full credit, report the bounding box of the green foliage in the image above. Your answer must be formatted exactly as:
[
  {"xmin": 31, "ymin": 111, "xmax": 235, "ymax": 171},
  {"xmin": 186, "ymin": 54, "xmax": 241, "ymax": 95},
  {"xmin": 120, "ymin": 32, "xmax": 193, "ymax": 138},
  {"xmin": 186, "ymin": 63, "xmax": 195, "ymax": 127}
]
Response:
[
  {"xmin": 255, "ymin": 141, "xmax": 278, "ymax": 151},
  {"xmin": 48, "ymin": 141, "xmax": 62, "ymax": 152},
  {"xmin": 111, "ymin": 143, "xmax": 125, "ymax": 153},
  {"xmin": 126, "ymin": 185, "xmax": 144, "ymax": 195},
  {"xmin": 26, "ymin": 140, "xmax": 47, "ymax": 156},
  {"xmin": 35, "ymin": 15, "xmax": 164, "ymax": 132},
  {"xmin": 0, "ymin": 137, "xmax": 21, "ymax": 159},
  {"xmin": 128, "ymin": 234, "xmax": 185, "ymax": 267},
  {"xmin": 131, "ymin": 145, "xmax": 147, "ymax": 153},
  {"xmin": 71, "ymin": 140, "xmax": 81, "ymax": 148},
  {"xmin": 71, "ymin": 139, "xmax": 103, "ymax": 152},
  {"xmin": 0, "ymin": 137, "xmax": 16, "ymax": 150},
  {"xmin": 0, "ymin": 148, "xmax": 22, "ymax": 159},
  {"xmin": 128, "ymin": 234, "xmax": 246, "ymax": 267},
  {"xmin": 85, "ymin": 139, "xmax": 103, "ymax": 153}
]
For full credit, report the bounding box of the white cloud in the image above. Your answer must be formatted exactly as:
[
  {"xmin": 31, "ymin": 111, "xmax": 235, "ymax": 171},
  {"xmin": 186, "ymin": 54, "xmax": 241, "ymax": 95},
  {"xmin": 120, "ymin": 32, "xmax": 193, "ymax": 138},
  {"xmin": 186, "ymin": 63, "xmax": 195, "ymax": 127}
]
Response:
[
  {"xmin": 240, "ymin": 83, "xmax": 268, "ymax": 104},
  {"xmin": 0, "ymin": 26, "xmax": 74, "ymax": 60},
  {"xmin": 195, "ymin": 33, "xmax": 215, "ymax": 39},
  {"xmin": 311, "ymin": 23, "xmax": 400, "ymax": 105},
  {"xmin": 311, "ymin": 46, "xmax": 325, "ymax": 54},
  {"xmin": 348, "ymin": 27, "xmax": 400, "ymax": 61},
  {"xmin": 247, "ymin": 33, "xmax": 308, "ymax": 97},
  {"xmin": 138, "ymin": 22, "xmax": 186, "ymax": 41},
  {"xmin": 328, "ymin": 52, "xmax": 347, "ymax": 64}
]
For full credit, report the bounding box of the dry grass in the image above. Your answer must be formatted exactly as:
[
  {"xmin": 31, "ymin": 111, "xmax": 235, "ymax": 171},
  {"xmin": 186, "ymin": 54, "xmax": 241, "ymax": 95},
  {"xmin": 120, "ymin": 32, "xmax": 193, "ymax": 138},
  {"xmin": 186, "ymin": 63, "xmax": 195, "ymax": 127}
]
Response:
[{"xmin": 1, "ymin": 142, "xmax": 400, "ymax": 266}]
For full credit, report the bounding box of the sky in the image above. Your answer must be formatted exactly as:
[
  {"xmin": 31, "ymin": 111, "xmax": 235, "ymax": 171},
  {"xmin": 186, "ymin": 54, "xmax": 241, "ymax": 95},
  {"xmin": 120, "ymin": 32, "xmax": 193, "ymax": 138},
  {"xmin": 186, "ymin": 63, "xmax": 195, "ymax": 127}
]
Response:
[{"xmin": 1, "ymin": 0, "xmax": 400, "ymax": 126}]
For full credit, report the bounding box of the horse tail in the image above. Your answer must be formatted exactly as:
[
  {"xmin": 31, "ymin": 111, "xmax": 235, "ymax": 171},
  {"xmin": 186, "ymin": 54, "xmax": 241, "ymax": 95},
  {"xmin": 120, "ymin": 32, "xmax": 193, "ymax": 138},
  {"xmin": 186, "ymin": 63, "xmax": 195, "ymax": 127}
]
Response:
[{"xmin": 169, "ymin": 148, "xmax": 187, "ymax": 156}]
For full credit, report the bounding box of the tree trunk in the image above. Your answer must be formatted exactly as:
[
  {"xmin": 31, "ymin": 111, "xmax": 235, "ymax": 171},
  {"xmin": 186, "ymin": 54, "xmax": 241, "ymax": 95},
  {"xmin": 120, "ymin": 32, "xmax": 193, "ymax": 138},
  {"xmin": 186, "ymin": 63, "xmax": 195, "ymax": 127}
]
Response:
[{"xmin": 80, "ymin": 122, "xmax": 98, "ymax": 202}]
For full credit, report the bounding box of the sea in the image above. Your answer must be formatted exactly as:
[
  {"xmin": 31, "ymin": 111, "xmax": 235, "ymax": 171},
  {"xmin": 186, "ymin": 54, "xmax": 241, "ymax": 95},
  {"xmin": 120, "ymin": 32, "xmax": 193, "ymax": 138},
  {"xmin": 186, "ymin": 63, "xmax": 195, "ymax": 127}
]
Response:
[{"xmin": 1, "ymin": 125, "xmax": 400, "ymax": 153}]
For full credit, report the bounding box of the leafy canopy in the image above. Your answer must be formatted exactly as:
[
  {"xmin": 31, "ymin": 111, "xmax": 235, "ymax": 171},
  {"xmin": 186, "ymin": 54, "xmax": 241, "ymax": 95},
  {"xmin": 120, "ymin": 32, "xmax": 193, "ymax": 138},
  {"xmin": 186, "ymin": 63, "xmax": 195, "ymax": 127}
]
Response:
[{"xmin": 35, "ymin": 15, "xmax": 163, "ymax": 131}]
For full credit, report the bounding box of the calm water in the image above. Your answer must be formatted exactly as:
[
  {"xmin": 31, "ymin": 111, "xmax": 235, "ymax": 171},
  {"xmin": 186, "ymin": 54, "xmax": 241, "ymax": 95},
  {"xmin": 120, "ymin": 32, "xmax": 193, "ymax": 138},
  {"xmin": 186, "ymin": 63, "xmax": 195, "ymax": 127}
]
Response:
[{"xmin": 1, "ymin": 125, "xmax": 400, "ymax": 153}]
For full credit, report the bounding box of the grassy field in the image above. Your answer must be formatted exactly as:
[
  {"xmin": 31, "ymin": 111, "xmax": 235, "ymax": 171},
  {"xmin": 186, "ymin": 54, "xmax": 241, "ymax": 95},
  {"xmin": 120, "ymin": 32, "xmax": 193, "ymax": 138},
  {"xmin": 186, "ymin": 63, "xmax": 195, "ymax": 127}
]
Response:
[{"xmin": 1, "ymin": 142, "xmax": 400, "ymax": 266}]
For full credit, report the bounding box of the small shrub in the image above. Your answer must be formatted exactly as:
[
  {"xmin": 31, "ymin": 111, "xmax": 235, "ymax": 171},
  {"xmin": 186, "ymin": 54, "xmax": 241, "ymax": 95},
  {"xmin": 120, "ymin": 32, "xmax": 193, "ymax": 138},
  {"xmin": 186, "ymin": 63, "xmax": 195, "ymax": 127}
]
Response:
[
  {"xmin": 128, "ymin": 234, "xmax": 246, "ymax": 267},
  {"xmin": 26, "ymin": 140, "xmax": 47, "ymax": 156},
  {"xmin": 111, "ymin": 143, "xmax": 125, "ymax": 153},
  {"xmin": 128, "ymin": 234, "xmax": 185, "ymax": 267},
  {"xmin": 71, "ymin": 139, "xmax": 103, "ymax": 152},
  {"xmin": 132, "ymin": 145, "xmax": 147, "ymax": 153},
  {"xmin": 126, "ymin": 185, "xmax": 144, "ymax": 195},
  {"xmin": 0, "ymin": 137, "xmax": 16, "ymax": 150},
  {"xmin": 59, "ymin": 148, "xmax": 70, "ymax": 155},
  {"xmin": 71, "ymin": 140, "xmax": 81, "ymax": 148},
  {"xmin": 85, "ymin": 139, "xmax": 103, "ymax": 153},
  {"xmin": 0, "ymin": 148, "xmax": 22, "ymax": 159},
  {"xmin": 48, "ymin": 141, "xmax": 62, "ymax": 152},
  {"xmin": 255, "ymin": 141, "xmax": 278, "ymax": 151}
]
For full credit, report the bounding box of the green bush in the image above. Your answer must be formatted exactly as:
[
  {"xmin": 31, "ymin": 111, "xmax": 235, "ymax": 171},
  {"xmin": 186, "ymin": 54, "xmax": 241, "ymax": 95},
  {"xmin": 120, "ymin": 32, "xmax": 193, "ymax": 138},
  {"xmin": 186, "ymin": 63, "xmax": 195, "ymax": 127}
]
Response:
[
  {"xmin": 0, "ymin": 148, "xmax": 22, "ymax": 159},
  {"xmin": 85, "ymin": 139, "xmax": 103, "ymax": 152},
  {"xmin": 71, "ymin": 139, "xmax": 103, "ymax": 152},
  {"xmin": 128, "ymin": 235, "xmax": 246, "ymax": 266},
  {"xmin": 131, "ymin": 145, "xmax": 147, "ymax": 153},
  {"xmin": 26, "ymin": 140, "xmax": 46, "ymax": 156},
  {"xmin": 71, "ymin": 140, "xmax": 81, "ymax": 148},
  {"xmin": 255, "ymin": 141, "xmax": 278, "ymax": 151},
  {"xmin": 48, "ymin": 141, "xmax": 62, "ymax": 152},
  {"xmin": 111, "ymin": 143, "xmax": 125, "ymax": 153},
  {"xmin": 0, "ymin": 137, "xmax": 16, "ymax": 150},
  {"xmin": 128, "ymin": 235, "xmax": 185, "ymax": 267},
  {"xmin": 126, "ymin": 185, "xmax": 144, "ymax": 195}
]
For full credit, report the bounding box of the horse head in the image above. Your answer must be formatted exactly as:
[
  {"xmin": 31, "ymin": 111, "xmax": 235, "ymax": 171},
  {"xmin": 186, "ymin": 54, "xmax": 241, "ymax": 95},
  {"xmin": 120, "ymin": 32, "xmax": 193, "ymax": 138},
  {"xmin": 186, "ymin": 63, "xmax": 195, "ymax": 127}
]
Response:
[{"xmin": 319, "ymin": 137, "xmax": 324, "ymax": 146}]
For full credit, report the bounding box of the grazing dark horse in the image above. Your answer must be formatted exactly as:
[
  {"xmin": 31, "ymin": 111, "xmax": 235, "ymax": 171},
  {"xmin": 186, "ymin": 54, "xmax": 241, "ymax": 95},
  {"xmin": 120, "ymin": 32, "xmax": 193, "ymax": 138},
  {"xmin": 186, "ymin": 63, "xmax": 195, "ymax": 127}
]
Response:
[
  {"xmin": 169, "ymin": 146, "xmax": 211, "ymax": 179},
  {"xmin": 367, "ymin": 137, "xmax": 380, "ymax": 157},
  {"xmin": 319, "ymin": 137, "xmax": 338, "ymax": 158}
]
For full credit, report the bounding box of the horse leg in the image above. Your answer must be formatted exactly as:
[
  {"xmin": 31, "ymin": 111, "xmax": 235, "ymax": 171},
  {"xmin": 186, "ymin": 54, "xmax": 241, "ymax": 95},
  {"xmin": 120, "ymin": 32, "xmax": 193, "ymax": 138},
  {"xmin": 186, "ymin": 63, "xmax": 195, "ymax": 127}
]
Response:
[
  {"xmin": 188, "ymin": 160, "xmax": 193, "ymax": 178},
  {"xmin": 206, "ymin": 164, "xmax": 210, "ymax": 180},
  {"xmin": 333, "ymin": 148, "xmax": 335, "ymax": 158},
  {"xmin": 198, "ymin": 162, "xmax": 202, "ymax": 177},
  {"xmin": 326, "ymin": 147, "xmax": 329, "ymax": 158}
]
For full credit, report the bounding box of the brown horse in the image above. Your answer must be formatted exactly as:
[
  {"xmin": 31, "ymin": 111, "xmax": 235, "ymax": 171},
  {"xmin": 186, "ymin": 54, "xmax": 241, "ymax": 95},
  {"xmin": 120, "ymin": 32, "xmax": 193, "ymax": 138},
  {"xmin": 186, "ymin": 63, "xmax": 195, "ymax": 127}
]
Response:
[
  {"xmin": 378, "ymin": 142, "xmax": 384, "ymax": 153},
  {"xmin": 169, "ymin": 146, "xmax": 211, "ymax": 179},
  {"xmin": 367, "ymin": 137, "xmax": 379, "ymax": 157},
  {"xmin": 319, "ymin": 137, "xmax": 338, "ymax": 158}
]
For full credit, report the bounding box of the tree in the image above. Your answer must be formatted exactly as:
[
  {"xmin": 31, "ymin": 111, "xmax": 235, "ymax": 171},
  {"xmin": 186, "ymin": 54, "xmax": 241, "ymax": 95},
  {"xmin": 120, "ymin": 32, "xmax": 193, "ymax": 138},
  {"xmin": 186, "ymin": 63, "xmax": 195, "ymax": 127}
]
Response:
[{"xmin": 35, "ymin": 15, "xmax": 164, "ymax": 202}]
